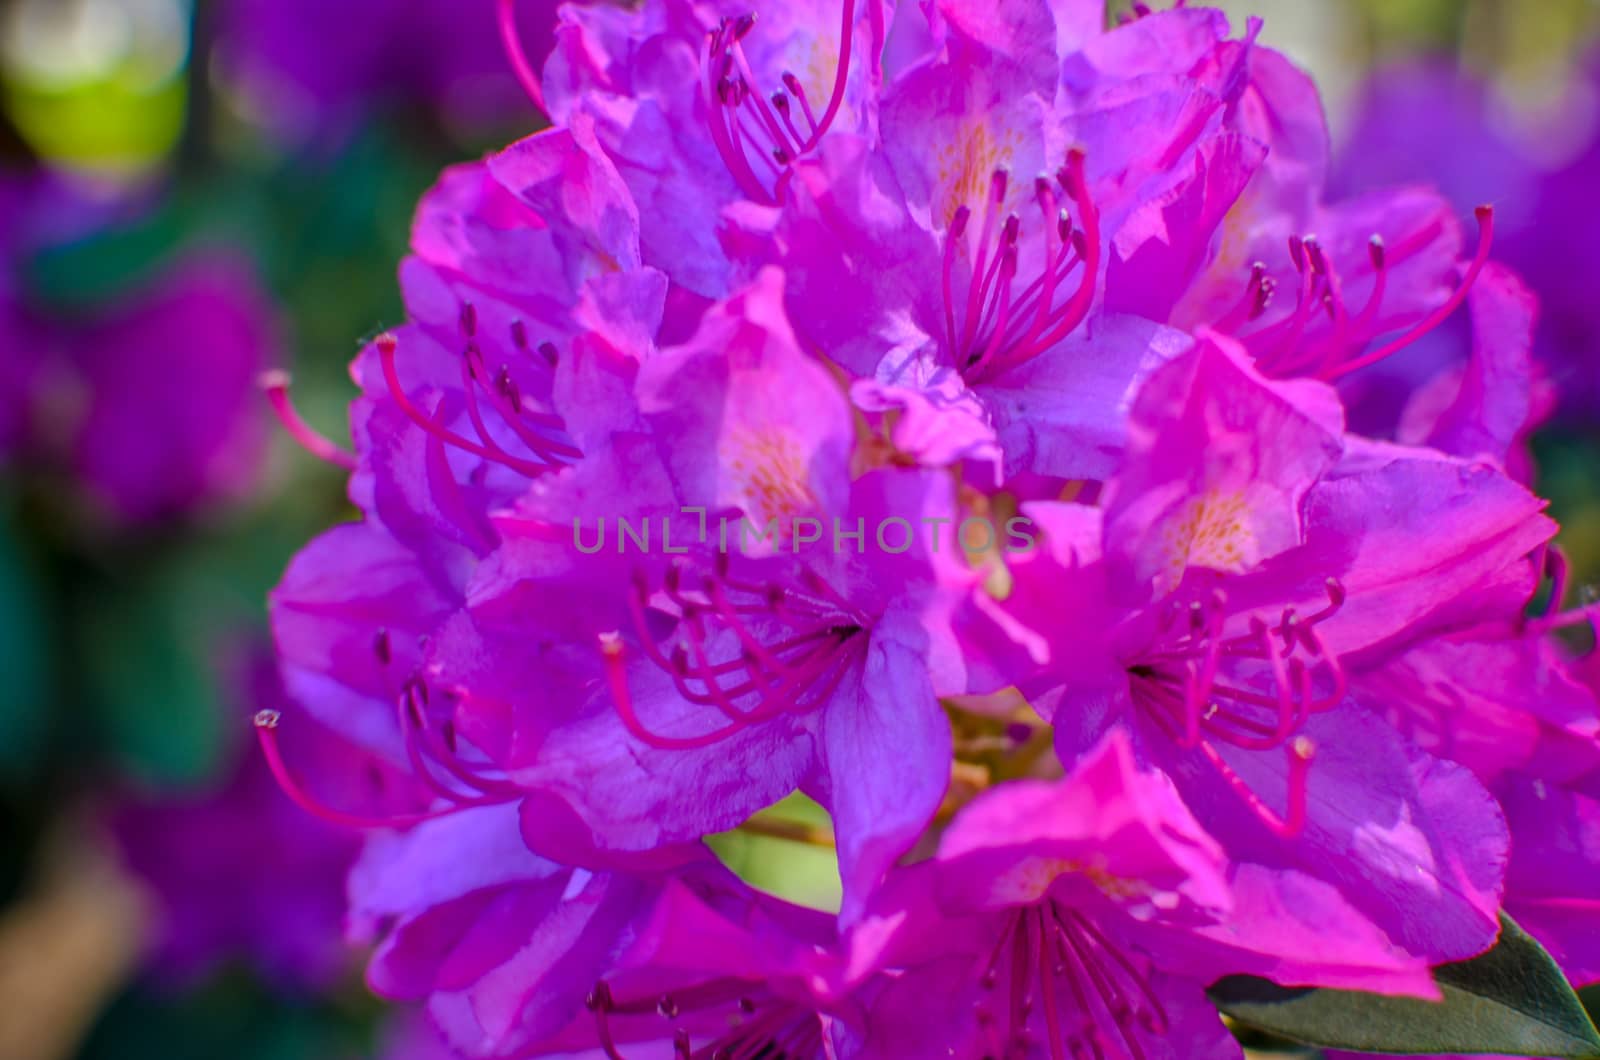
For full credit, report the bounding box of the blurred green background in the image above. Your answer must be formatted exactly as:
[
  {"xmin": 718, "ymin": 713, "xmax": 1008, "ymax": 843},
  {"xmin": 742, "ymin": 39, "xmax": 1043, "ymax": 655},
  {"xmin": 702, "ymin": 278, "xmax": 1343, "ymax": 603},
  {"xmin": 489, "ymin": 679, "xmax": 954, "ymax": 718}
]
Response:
[{"xmin": 0, "ymin": 0, "xmax": 1598, "ymax": 1057}]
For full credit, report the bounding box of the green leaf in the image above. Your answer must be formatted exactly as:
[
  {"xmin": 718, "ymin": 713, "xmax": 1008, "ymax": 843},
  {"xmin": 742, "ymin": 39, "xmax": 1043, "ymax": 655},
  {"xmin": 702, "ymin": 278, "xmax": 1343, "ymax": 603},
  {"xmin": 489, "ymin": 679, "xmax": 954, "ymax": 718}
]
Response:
[
  {"xmin": 707, "ymin": 792, "xmax": 843, "ymax": 913},
  {"xmin": 1210, "ymin": 914, "xmax": 1600, "ymax": 1057}
]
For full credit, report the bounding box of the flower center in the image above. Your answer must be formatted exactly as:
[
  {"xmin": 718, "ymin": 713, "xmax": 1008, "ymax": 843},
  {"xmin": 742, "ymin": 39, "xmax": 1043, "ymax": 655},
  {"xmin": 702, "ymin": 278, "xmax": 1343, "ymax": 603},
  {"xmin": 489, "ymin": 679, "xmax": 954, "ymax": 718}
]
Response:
[
  {"xmin": 395, "ymin": 676, "xmax": 521, "ymax": 808},
  {"xmin": 586, "ymin": 978, "xmax": 826, "ymax": 1060},
  {"xmin": 604, "ymin": 556, "xmax": 869, "ymax": 750},
  {"xmin": 974, "ymin": 903, "xmax": 1169, "ymax": 1060},
  {"xmin": 701, "ymin": 3, "xmax": 862, "ymax": 206},
  {"xmin": 1125, "ymin": 579, "xmax": 1348, "ymax": 837},
  {"xmin": 374, "ymin": 300, "xmax": 579, "ymax": 482},
  {"xmin": 251, "ymin": 649, "xmax": 519, "ymax": 832},
  {"xmin": 1215, "ymin": 206, "xmax": 1494, "ymax": 383},
  {"xmin": 944, "ymin": 151, "xmax": 1101, "ymax": 385}
]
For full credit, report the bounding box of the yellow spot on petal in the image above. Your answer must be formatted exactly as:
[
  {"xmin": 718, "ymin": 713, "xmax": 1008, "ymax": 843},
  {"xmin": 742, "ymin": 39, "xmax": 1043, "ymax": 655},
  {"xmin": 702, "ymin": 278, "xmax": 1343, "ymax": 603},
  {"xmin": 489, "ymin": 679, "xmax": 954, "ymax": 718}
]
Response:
[
  {"xmin": 999, "ymin": 856, "xmax": 1149, "ymax": 904},
  {"xmin": 801, "ymin": 34, "xmax": 841, "ymax": 108},
  {"xmin": 1212, "ymin": 194, "xmax": 1265, "ymax": 278},
  {"xmin": 1159, "ymin": 489, "xmax": 1255, "ymax": 593},
  {"xmin": 724, "ymin": 427, "xmax": 819, "ymax": 535},
  {"xmin": 935, "ymin": 123, "xmax": 1023, "ymax": 227}
]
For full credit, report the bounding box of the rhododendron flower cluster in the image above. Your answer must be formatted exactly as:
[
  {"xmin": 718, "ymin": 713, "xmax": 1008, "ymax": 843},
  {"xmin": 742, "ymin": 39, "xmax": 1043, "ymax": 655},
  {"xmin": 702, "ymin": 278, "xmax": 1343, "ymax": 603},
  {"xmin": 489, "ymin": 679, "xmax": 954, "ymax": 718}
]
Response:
[{"xmin": 259, "ymin": 2, "xmax": 1600, "ymax": 1057}]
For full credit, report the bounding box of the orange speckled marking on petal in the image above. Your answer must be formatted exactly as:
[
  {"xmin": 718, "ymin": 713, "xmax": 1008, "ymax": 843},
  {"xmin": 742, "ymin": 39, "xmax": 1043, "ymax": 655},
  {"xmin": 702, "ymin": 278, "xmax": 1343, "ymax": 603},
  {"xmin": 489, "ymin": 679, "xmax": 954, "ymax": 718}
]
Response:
[
  {"xmin": 1159, "ymin": 489, "xmax": 1255, "ymax": 592},
  {"xmin": 998, "ymin": 856, "xmax": 1150, "ymax": 904},
  {"xmin": 725, "ymin": 427, "xmax": 821, "ymax": 533},
  {"xmin": 936, "ymin": 123, "xmax": 1023, "ymax": 227}
]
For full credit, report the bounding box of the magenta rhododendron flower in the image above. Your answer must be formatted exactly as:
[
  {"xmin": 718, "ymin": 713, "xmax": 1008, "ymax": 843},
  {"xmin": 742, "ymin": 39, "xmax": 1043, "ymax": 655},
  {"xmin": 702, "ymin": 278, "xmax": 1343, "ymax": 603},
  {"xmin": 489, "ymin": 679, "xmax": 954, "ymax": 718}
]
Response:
[
  {"xmin": 841, "ymin": 730, "xmax": 1453, "ymax": 1058},
  {"xmin": 252, "ymin": 1, "xmax": 1600, "ymax": 1056},
  {"xmin": 956, "ymin": 337, "xmax": 1543, "ymax": 965}
]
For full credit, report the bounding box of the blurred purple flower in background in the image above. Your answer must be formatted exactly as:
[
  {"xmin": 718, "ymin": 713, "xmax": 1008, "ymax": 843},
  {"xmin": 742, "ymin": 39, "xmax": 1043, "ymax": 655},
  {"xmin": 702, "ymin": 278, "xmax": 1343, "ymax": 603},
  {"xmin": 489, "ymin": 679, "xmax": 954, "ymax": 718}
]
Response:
[
  {"xmin": 218, "ymin": 0, "xmax": 559, "ymax": 144},
  {"xmin": 2, "ymin": 170, "xmax": 277, "ymax": 524},
  {"xmin": 66, "ymin": 255, "xmax": 274, "ymax": 523},
  {"xmin": 0, "ymin": 299, "xmax": 43, "ymax": 461},
  {"xmin": 106, "ymin": 646, "xmax": 361, "ymax": 991},
  {"xmin": 4, "ymin": 252, "xmax": 276, "ymax": 525},
  {"xmin": 1335, "ymin": 52, "xmax": 1600, "ymax": 420},
  {"xmin": 1, "ymin": 171, "xmax": 74, "ymax": 461}
]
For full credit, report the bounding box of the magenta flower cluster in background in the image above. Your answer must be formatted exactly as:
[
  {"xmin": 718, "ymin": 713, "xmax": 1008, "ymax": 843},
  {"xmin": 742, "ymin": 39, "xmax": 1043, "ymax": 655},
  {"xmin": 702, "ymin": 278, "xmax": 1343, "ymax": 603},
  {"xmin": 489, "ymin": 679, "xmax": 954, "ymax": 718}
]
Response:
[
  {"xmin": 219, "ymin": 0, "xmax": 557, "ymax": 145},
  {"xmin": 0, "ymin": 174, "xmax": 275, "ymax": 525},
  {"xmin": 1334, "ymin": 50, "xmax": 1600, "ymax": 421},
  {"xmin": 252, "ymin": 1, "xmax": 1600, "ymax": 1057},
  {"xmin": 107, "ymin": 646, "xmax": 362, "ymax": 992}
]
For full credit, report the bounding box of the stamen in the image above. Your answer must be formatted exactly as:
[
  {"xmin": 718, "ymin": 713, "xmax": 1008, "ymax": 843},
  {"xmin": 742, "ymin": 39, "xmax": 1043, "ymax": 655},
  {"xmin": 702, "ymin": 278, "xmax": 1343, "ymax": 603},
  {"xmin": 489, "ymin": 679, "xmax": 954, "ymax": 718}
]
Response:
[
  {"xmin": 809, "ymin": 0, "xmax": 858, "ymax": 148},
  {"xmin": 1033, "ymin": 912, "xmax": 1067, "ymax": 1060},
  {"xmin": 253, "ymin": 710, "xmax": 442, "ymax": 830},
  {"xmin": 603, "ymin": 633, "xmax": 745, "ymax": 751},
  {"xmin": 585, "ymin": 982, "xmax": 628, "ymax": 1060},
  {"xmin": 700, "ymin": 1, "xmax": 861, "ymax": 205},
  {"xmin": 1322, "ymin": 205, "xmax": 1494, "ymax": 380},
  {"xmin": 948, "ymin": 149, "xmax": 1100, "ymax": 382},
  {"xmin": 586, "ymin": 976, "xmax": 822, "ymax": 1060},
  {"xmin": 396, "ymin": 684, "xmax": 520, "ymax": 804},
  {"xmin": 781, "ymin": 72, "xmax": 819, "ymax": 135},
  {"xmin": 496, "ymin": 0, "xmax": 548, "ymax": 116},
  {"xmin": 605, "ymin": 564, "xmax": 869, "ymax": 751},
  {"xmin": 259, "ymin": 370, "xmax": 357, "ymax": 470},
  {"xmin": 978, "ymin": 903, "xmax": 1172, "ymax": 1057},
  {"xmin": 374, "ymin": 332, "xmax": 576, "ymax": 480},
  {"xmin": 1131, "ymin": 581, "xmax": 1343, "ymax": 837},
  {"xmin": 942, "ymin": 205, "xmax": 971, "ymax": 356},
  {"xmin": 1213, "ymin": 262, "xmax": 1270, "ymax": 332},
  {"xmin": 1525, "ymin": 600, "xmax": 1600, "ymax": 636},
  {"xmin": 1235, "ymin": 205, "xmax": 1489, "ymax": 382},
  {"xmin": 962, "ymin": 169, "xmax": 1011, "ymax": 357},
  {"xmin": 422, "ymin": 407, "xmax": 500, "ymax": 554},
  {"xmin": 1200, "ymin": 735, "xmax": 1314, "ymax": 838},
  {"xmin": 1248, "ymin": 241, "xmax": 1319, "ymax": 373}
]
